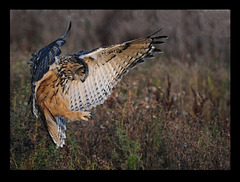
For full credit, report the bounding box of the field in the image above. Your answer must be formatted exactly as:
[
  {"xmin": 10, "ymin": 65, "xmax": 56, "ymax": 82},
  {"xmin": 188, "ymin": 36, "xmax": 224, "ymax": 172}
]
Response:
[{"xmin": 10, "ymin": 10, "xmax": 230, "ymax": 170}]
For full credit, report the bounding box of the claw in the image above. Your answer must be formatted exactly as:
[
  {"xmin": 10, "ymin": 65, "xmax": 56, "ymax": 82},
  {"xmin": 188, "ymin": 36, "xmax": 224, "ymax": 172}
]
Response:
[{"xmin": 81, "ymin": 111, "xmax": 91, "ymax": 121}]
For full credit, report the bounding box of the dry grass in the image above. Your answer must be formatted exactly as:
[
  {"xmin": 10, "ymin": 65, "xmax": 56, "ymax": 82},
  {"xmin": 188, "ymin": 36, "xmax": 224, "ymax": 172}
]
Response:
[{"xmin": 10, "ymin": 10, "xmax": 230, "ymax": 170}]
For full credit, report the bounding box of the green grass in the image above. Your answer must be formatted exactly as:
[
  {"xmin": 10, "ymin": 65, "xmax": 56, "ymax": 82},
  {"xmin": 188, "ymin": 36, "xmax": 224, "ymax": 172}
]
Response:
[{"xmin": 10, "ymin": 50, "xmax": 230, "ymax": 170}]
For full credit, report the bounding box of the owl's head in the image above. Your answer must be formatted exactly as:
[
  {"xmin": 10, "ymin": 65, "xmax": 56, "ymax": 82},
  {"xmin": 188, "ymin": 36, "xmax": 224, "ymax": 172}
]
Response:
[
  {"xmin": 75, "ymin": 67, "xmax": 88, "ymax": 82},
  {"xmin": 72, "ymin": 57, "xmax": 89, "ymax": 82}
]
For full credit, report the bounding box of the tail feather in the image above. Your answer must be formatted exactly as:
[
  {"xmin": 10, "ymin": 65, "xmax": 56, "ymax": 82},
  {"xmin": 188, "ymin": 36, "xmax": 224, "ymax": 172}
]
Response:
[{"xmin": 42, "ymin": 105, "xmax": 68, "ymax": 148}]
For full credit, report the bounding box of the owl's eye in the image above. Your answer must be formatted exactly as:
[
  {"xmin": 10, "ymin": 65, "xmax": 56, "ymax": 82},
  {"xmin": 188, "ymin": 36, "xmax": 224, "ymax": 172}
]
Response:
[{"xmin": 80, "ymin": 71, "xmax": 85, "ymax": 76}]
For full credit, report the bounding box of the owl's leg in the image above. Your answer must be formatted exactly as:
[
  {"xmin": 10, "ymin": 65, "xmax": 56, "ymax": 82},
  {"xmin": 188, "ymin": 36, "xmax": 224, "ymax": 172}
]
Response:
[
  {"xmin": 46, "ymin": 95, "xmax": 91, "ymax": 121},
  {"xmin": 37, "ymin": 94, "xmax": 91, "ymax": 122},
  {"xmin": 45, "ymin": 97, "xmax": 91, "ymax": 121},
  {"xmin": 42, "ymin": 100, "xmax": 91, "ymax": 122}
]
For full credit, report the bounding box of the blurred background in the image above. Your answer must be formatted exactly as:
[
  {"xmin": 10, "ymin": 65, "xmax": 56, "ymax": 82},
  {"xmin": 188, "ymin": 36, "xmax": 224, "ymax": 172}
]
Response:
[
  {"xmin": 10, "ymin": 10, "xmax": 230, "ymax": 64},
  {"xmin": 10, "ymin": 10, "xmax": 230, "ymax": 170}
]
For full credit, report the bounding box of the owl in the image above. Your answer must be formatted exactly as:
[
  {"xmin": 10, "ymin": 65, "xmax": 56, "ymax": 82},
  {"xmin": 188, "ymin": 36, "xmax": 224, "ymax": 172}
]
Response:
[{"xmin": 29, "ymin": 22, "xmax": 168, "ymax": 148}]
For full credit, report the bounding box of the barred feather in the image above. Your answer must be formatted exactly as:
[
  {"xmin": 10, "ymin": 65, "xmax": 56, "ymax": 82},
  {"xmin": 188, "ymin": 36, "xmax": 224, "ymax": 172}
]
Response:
[{"xmin": 67, "ymin": 29, "xmax": 168, "ymax": 112}]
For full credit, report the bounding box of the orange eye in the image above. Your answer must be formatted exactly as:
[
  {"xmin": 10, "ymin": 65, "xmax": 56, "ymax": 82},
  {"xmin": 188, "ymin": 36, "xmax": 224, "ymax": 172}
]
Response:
[{"xmin": 80, "ymin": 72, "xmax": 85, "ymax": 76}]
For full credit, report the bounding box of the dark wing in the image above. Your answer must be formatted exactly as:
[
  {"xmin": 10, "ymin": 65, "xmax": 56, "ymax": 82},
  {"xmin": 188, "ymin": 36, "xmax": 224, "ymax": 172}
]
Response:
[
  {"xmin": 29, "ymin": 22, "xmax": 71, "ymax": 82},
  {"xmin": 67, "ymin": 29, "xmax": 168, "ymax": 112},
  {"xmin": 29, "ymin": 22, "xmax": 71, "ymax": 117}
]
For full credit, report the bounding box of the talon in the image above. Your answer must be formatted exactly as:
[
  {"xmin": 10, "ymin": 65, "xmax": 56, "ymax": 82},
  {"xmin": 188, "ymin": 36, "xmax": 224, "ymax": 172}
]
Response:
[{"xmin": 80, "ymin": 111, "xmax": 91, "ymax": 121}]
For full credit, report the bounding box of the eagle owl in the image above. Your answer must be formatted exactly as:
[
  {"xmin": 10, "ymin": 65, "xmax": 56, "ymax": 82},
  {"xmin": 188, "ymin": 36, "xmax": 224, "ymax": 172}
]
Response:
[{"xmin": 29, "ymin": 22, "xmax": 168, "ymax": 148}]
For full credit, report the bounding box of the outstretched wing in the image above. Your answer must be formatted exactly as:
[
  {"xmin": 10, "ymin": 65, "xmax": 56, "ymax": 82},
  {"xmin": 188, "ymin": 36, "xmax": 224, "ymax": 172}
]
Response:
[{"xmin": 67, "ymin": 29, "xmax": 168, "ymax": 112}]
